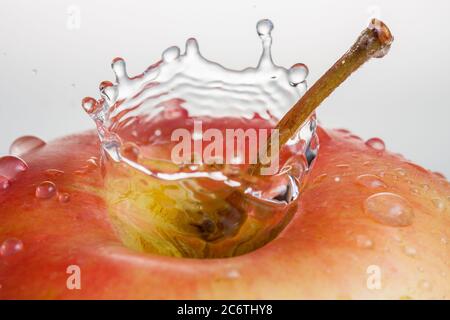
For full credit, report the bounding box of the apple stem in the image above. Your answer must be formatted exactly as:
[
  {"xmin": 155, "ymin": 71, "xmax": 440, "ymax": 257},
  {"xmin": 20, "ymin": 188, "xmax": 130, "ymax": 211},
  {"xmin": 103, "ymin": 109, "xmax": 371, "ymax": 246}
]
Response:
[{"xmin": 251, "ymin": 19, "xmax": 393, "ymax": 175}]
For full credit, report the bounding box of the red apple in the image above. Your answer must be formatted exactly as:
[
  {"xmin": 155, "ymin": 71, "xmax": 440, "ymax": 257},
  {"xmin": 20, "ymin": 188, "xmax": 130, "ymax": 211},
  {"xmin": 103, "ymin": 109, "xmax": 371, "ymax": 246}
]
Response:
[
  {"xmin": 1, "ymin": 18, "xmax": 448, "ymax": 300},
  {"xmin": 0, "ymin": 126, "xmax": 449, "ymax": 299}
]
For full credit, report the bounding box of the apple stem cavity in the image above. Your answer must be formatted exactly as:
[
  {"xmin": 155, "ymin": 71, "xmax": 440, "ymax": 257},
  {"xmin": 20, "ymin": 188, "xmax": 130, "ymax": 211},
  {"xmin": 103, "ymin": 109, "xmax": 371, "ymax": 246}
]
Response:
[{"xmin": 251, "ymin": 19, "xmax": 393, "ymax": 175}]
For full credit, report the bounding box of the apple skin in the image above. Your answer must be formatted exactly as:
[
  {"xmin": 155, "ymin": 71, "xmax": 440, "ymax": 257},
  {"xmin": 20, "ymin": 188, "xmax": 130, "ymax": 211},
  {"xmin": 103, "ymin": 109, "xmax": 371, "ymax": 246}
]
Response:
[{"xmin": 0, "ymin": 127, "xmax": 449, "ymax": 299}]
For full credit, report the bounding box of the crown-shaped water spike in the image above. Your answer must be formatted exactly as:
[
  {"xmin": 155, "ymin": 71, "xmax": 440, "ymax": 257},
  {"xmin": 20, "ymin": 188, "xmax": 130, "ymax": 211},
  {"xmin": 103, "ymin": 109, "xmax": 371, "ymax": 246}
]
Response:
[{"xmin": 79, "ymin": 19, "xmax": 316, "ymax": 182}]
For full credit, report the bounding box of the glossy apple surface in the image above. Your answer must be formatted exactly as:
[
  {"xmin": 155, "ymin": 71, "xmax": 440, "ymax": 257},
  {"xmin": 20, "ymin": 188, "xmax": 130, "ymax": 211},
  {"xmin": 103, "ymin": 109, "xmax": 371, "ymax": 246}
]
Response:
[{"xmin": 0, "ymin": 127, "xmax": 449, "ymax": 299}]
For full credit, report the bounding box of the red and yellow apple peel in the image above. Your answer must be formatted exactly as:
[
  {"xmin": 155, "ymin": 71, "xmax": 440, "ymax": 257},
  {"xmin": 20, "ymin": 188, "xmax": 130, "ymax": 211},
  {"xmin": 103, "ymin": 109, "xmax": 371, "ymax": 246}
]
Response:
[{"xmin": 1, "ymin": 20, "xmax": 450, "ymax": 299}]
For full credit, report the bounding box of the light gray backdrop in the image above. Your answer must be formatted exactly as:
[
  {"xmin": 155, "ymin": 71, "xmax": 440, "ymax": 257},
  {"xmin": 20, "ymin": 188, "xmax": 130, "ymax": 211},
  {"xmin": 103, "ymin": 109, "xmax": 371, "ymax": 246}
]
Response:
[{"xmin": 0, "ymin": 0, "xmax": 449, "ymax": 176}]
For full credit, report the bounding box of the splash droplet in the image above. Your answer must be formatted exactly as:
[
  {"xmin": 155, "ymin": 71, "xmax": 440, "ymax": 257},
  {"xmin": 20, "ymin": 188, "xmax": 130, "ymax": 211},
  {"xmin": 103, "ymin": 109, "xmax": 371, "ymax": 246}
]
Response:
[
  {"xmin": 0, "ymin": 238, "xmax": 24, "ymax": 257},
  {"xmin": 256, "ymin": 19, "xmax": 274, "ymax": 36},
  {"xmin": 162, "ymin": 46, "xmax": 181, "ymax": 63},
  {"xmin": 364, "ymin": 192, "xmax": 414, "ymax": 227},
  {"xmin": 0, "ymin": 156, "xmax": 28, "ymax": 180},
  {"xmin": 82, "ymin": 18, "xmax": 314, "ymax": 182},
  {"xmin": 111, "ymin": 57, "xmax": 128, "ymax": 81},
  {"xmin": 365, "ymin": 137, "xmax": 385, "ymax": 151},
  {"xmin": 99, "ymin": 80, "xmax": 117, "ymax": 104},
  {"xmin": 35, "ymin": 181, "xmax": 57, "ymax": 199},
  {"xmin": 288, "ymin": 63, "xmax": 308, "ymax": 86},
  {"xmin": 81, "ymin": 97, "xmax": 97, "ymax": 114},
  {"xmin": 356, "ymin": 174, "xmax": 387, "ymax": 189},
  {"xmin": 9, "ymin": 135, "xmax": 46, "ymax": 156}
]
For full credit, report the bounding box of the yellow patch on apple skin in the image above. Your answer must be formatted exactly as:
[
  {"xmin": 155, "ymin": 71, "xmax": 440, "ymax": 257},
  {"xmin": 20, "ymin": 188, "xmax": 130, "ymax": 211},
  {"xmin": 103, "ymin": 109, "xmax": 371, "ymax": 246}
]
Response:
[{"xmin": 103, "ymin": 159, "xmax": 297, "ymax": 259}]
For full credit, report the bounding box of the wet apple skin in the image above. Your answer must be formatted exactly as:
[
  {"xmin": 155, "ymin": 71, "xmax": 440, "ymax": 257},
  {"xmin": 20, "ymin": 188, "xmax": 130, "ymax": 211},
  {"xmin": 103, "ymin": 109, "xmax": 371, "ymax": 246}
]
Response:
[{"xmin": 0, "ymin": 128, "xmax": 449, "ymax": 299}]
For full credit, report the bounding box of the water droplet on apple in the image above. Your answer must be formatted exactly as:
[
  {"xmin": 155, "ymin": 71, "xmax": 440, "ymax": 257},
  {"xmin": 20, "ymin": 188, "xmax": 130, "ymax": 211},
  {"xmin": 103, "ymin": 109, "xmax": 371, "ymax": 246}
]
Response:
[
  {"xmin": 0, "ymin": 156, "xmax": 28, "ymax": 180},
  {"xmin": 394, "ymin": 168, "xmax": 406, "ymax": 176},
  {"xmin": 312, "ymin": 173, "xmax": 327, "ymax": 185},
  {"xmin": 403, "ymin": 245, "xmax": 417, "ymax": 257},
  {"xmin": 87, "ymin": 157, "xmax": 98, "ymax": 167},
  {"xmin": 226, "ymin": 269, "xmax": 241, "ymax": 279},
  {"xmin": 363, "ymin": 192, "xmax": 414, "ymax": 227},
  {"xmin": 336, "ymin": 128, "xmax": 350, "ymax": 134},
  {"xmin": 334, "ymin": 176, "xmax": 341, "ymax": 183},
  {"xmin": 0, "ymin": 238, "xmax": 24, "ymax": 257},
  {"xmin": 288, "ymin": 63, "xmax": 308, "ymax": 86},
  {"xmin": 35, "ymin": 181, "xmax": 57, "ymax": 199},
  {"xmin": 9, "ymin": 136, "xmax": 46, "ymax": 156},
  {"xmin": 431, "ymin": 199, "xmax": 445, "ymax": 212},
  {"xmin": 433, "ymin": 172, "xmax": 446, "ymax": 179},
  {"xmin": 336, "ymin": 164, "xmax": 350, "ymax": 170},
  {"xmin": 355, "ymin": 234, "xmax": 374, "ymax": 249},
  {"xmin": 356, "ymin": 174, "xmax": 387, "ymax": 189},
  {"xmin": 58, "ymin": 192, "xmax": 71, "ymax": 203},
  {"xmin": 75, "ymin": 157, "xmax": 99, "ymax": 175},
  {"xmin": 45, "ymin": 169, "xmax": 64, "ymax": 177},
  {"xmin": 0, "ymin": 175, "xmax": 10, "ymax": 191},
  {"xmin": 365, "ymin": 137, "xmax": 385, "ymax": 151},
  {"xmin": 349, "ymin": 134, "xmax": 362, "ymax": 140},
  {"xmin": 403, "ymin": 161, "xmax": 428, "ymax": 174}
]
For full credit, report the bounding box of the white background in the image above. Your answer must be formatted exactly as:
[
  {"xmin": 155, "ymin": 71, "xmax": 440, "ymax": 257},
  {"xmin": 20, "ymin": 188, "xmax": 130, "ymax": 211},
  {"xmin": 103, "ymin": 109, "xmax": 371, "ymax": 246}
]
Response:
[{"xmin": 0, "ymin": 0, "xmax": 449, "ymax": 176}]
